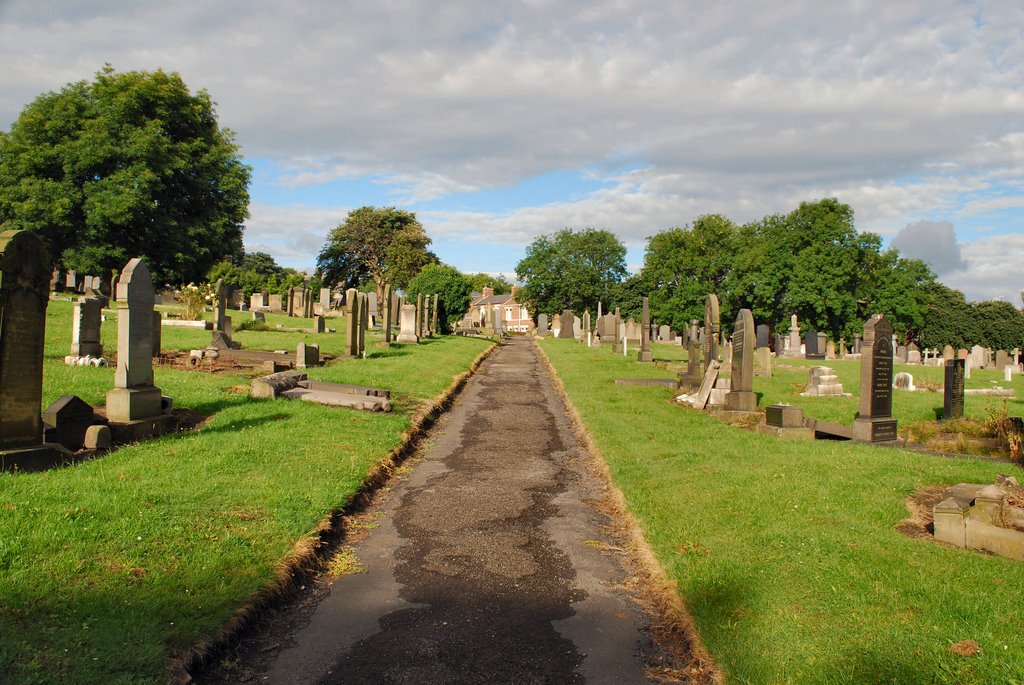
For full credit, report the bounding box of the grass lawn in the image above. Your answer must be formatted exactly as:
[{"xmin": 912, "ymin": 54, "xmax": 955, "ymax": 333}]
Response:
[
  {"xmin": 1, "ymin": 299, "xmax": 491, "ymax": 684},
  {"xmin": 543, "ymin": 338, "xmax": 1024, "ymax": 684}
]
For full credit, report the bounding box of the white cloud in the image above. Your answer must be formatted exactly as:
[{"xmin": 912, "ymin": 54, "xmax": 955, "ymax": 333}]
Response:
[
  {"xmin": 943, "ymin": 233, "xmax": 1024, "ymax": 303},
  {"xmin": 890, "ymin": 220, "xmax": 967, "ymax": 275},
  {"xmin": 3, "ymin": 0, "xmax": 1024, "ymax": 293}
]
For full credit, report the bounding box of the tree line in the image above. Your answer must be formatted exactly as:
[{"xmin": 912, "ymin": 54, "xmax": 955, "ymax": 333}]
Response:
[{"xmin": 515, "ymin": 199, "xmax": 1024, "ymax": 350}]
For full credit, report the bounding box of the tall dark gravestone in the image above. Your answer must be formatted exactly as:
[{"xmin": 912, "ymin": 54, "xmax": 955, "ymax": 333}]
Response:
[
  {"xmin": 725, "ymin": 309, "xmax": 757, "ymax": 411},
  {"xmin": 943, "ymin": 358, "xmax": 965, "ymax": 421},
  {"xmin": 382, "ymin": 283, "xmax": 393, "ymax": 344},
  {"xmin": 0, "ymin": 230, "xmax": 72, "ymax": 469},
  {"xmin": 805, "ymin": 329, "xmax": 824, "ymax": 360},
  {"xmin": 755, "ymin": 324, "xmax": 770, "ymax": 349},
  {"xmin": 703, "ymin": 294, "xmax": 720, "ymax": 371},
  {"xmin": 852, "ymin": 314, "xmax": 898, "ymax": 443}
]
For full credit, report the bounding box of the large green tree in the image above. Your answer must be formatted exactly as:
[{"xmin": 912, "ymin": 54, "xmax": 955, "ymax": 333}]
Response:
[
  {"xmin": 317, "ymin": 206, "xmax": 437, "ymax": 305},
  {"xmin": 0, "ymin": 65, "xmax": 251, "ymax": 285},
  {"xmin": 515, "ymin": 228, "xmax": 627, "ymax": 317},
  {"xmin": 641, "ymin": 214, "xmax": 737, "ymax": 331},
  {"xmin": 405, "ymin": 264, "xmax": 474, "ymax": 333},
  {"xmin": 974, "ymin": 300, "xmax": 1024, "ymax": 351}
]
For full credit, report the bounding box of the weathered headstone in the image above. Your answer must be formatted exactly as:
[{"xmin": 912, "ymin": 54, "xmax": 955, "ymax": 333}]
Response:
[
  {"xmin": 805, "ymin": 329, "xmax": 824, "ymax": 360},
  {"xmin": 358, "ymin": 292, "xmax": 368, "ymax": 355},
  {"xmin": 703, "ymin": 294, "xmax": 720, "ymax": 370},
  {"xmin": 786, "ymin": 314, "xmax": 802, "ymax": 358},
  {"xmin": 572, "ymin": 315, "xmax": 581, "ymax": 340},
  {"xmin": 970, "ymin": 344, "xmax": 986, "ymax": 370},
  {"xmin": 852, "ymin": 314, "xmax": 898, "ymax": 443},
  {"xmin": 896, "ymin": 345, "xmax": 909, "ymax": 364},
  {"xmin": 907, "ymin": 342, "xmax": 921, "ymax": 365},
  {"xmin": 0, "ymin": 230, "xmax": 72, "ymax": 468},
  {"xmin": 396, "ymin": 303, "xmax": 419, "ymax": 343},
  {"xmin": 755, "ymin": 324, "xmax": 770, "ymax": 350},
  {"xmin": 755, "ymin": 346, "xmax": 772, "ymax": 376},
  {"xmin": 296, "ymin": 341, "xmax": 320, "ymax": 369},
  {"xmin": 658, "ymin": 324, "xmax": 670, "ymax": 342},
  {"xmin": 416, "ymin": 293, "xmax": 425, "ymax": 338},
  {"xmin": 853, "ymin": 334, "xmax": 862, "ymax": 354},
  {"xmin": 995, "ymin": 349, "xmax": 1010, "ymax": 370},
  {"xmin": 801, "ymin": 366, "xmax": 846, "ymax": 396},
  {"xmin": 943, "ymin": 344, "xmax": 955, "ymax": 361},
  {"xmin": 345, "ymin": 288, "xmax": 360, "ymax": 357},
  {"xmin": 431, "ymin": 294, "xmax": 439, "ymax": 335},
  {"xmin": 319, "ymin": 288, "xmax": 332, "ymax": 314},
  {"xmin": 537, "ymin": 313, "xmax": 549, "ymax": 337},
  {"xmin": 825, "ymin": 340, "xmax": 836, "ymax": 359},
  {"xmin": 638, "ymin": 297, "xmax": 653, "ymax": 362},
  {"xmin": 557, "ymin": 310, "xmax": 575, "ymax": 339},
  {"xmin": 268, "ymin": 293, "xmax": 282, "ymax": 312},
  {"xmin": 583, "ymin": 311, "xmax": 592, "ymax": 344},
  {"xmin": 943, "ymin": 359, "xmax": 965, "ymax": 421},
  {"xmin": 725, "ymin": 309, "xmax": 757, "ymax": 411},
  {"xmin": 383, "ymin": 284, "xmax": 393, "ymax": 344},
  {"xmin": 313, "ymin": 315, "xmax": 326, "ymax": 333},
  {"xmin": 211, "ymin": 279, "xmax": 239, "ymax": 350},
  {"xmin": 42, "ymin": 395, "xmax": 98, "ymax": 451},
  {"xmin": 70, "ymin": 297, "xmax": 104, "ymax": 358},
  {"xmin": 105, "ymin": 258, "xmax": 173, "ymax": 439}
]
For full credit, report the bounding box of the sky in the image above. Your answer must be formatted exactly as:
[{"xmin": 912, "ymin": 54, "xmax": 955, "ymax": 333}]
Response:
[{"xmin": 1, "ymin": 1, "xmax": 1023, "ymax": 304}]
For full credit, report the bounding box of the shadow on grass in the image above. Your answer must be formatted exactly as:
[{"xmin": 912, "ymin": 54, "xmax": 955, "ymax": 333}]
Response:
[
  {"xmin": 172, "ymin": 413, "xmax": 292, "ymax": 439},
  {"xmin": 367, "ymin": 349, "xmax": 411, "ymax": 359}
]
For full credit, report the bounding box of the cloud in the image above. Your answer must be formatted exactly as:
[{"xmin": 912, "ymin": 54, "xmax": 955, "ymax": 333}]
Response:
[
  {"xmin": 243, "ymin": 204, "xmax": 346, "ymax": 268},
  {"xmin": 889, "ymin": 220, "xmax": 968, "ymax": 275},
  {"xmin": 942, "ymin": 233, "xmax": 1024, "ymax": 303}
]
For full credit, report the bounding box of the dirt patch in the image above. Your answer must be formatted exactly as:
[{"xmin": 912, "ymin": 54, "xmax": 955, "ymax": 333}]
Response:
[
  {"xmin": 948, "ymin": 639, "xmax": 981, "ymax": 656},
  {"xmin": 897, "ymin": 485, "xmax": 945, "ymax": 540}
]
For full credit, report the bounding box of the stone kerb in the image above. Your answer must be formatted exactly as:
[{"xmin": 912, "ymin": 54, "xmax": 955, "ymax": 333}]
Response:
[
  {"xmin": 0, "ymin": 229, "xmax": 73, "ymax": 469},
  {"xmin": 725, "ymin": 308, "xmax": 757, "ymax": 411}
]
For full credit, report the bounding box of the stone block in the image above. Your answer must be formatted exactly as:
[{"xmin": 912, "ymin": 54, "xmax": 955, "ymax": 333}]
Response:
[
  {"xmin": 766, "ymin": 404, "xmax": 804, "ymax": 428},
  {"xmin": 105, "ymin": 386, "xmax": 163, "ymax": 423}
]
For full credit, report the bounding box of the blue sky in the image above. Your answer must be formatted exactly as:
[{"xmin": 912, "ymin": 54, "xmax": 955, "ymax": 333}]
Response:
[{"xmin": 2, "ymin": 1, "xmax": 1023, "ymax": 302}]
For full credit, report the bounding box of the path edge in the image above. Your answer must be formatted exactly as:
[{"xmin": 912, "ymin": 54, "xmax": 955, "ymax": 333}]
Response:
[
  {"xmin": 171, "ymin": 339, "xmax": 499, "ymax": 684},
  {"xmin": 534, "ymin": 340, "xmax": 723, "ymax": 684}
]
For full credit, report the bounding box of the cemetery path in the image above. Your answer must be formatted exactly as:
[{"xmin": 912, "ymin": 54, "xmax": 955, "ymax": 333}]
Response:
[{"xmin": 221, "ymin": 337, "xmax": 666, "ymax": 684}]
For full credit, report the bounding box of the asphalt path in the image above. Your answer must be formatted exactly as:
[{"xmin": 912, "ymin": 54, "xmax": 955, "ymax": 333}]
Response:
[{"xmin": 222, "ymin": 337, "xmax": 664, "ymax": 684}]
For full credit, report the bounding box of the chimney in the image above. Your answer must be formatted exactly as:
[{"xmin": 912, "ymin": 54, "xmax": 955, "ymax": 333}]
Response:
[
  {"xmin": 482, "ymin": 286, "xmax": 494, "ymax": 298},
  {"xmin": 510, "ymin": 285, "xmax": 520, "ymax": 298}
]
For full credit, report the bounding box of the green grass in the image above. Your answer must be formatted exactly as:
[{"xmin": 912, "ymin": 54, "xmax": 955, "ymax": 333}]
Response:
[
  {"xmin": 543, "ymin": 338, "xmax": 1024, "ymax": 684},
  {"xmin": 1, "ymin": 299, "xmax": 491, "ymax": 684}
]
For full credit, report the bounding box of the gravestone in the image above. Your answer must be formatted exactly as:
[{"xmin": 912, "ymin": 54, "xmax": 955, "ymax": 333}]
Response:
[
  {"xmin": 345, "ymin": 288, "xmax": 360, "ymax": 357},
  {"xmin": 637, "ymin": 298, "xmax": 653, "ymax": 361},
  {"xmin": 70, "ymin": 297, "xmax": 104, "ymax": 358},
  {"xmin": 907, "ymin": 342, "xmax": 921, "ymax": 365},
  {"xmin": 853, "ymin": 334, "xmax": 862, "ymax": 354},
  {"xmin": 397, "ymin": 303, "xmax": 419, "ymax": 343},
  {"xmin": 65, "ymin": 270, "xmax": 78, "ymax": 291},
  {"xmin": 755, "ymin": 324, "xmax": 770, "ymax": 349},
  {"xmin": 573, "ymin": 315, "xmax": 581, "ymax": 340},
  {"xmin": 253, "ymin": 311, "xmax": 266, "ymax": 323},
  {"xmin": 755, "ymin": 346, "xmax": 772, "ymax": 376},
  {"xmin": 558, "ymin": 310, "xmax": 575, "ymax": 339},
  {"xmin": 805, "ymin": 329, "xmax": 824, "ymax": 360},
  {"xmin": 943, "ymin": 344, "xmax": 955, "ymax": 361},
  {"xmin": 691, "ymin": 360, "xmax": 721, "ymax": 410},
  {"xmin": 416, "ymin": 293, "xmax": 424, "ymax": 338},
  {"xmin": 537, "ymin": 313, "xmax": 549, "ymax": 337},
  {"xmin": 313, "ymin": 315, "xmax": 326, "ymax": 333},
  {"xmin": 801, "ymin": 366, "xmax": 846, "ymax": 396},
  {"xmin": 684, "ymin": 340, "xmax": 702, "ymax": 383},
  {"xmin": 896, "ymin": 345, "xmax": 909, "ymax": 364},
  {"xmin": 105, "ymin": 258, "xmax": 173, "ymax": 438},
  {"xmin": 704, "ymin": 294, "xmax": 720, "ymax": 370},
  {"xmin": 268, "ymin": 294, "xmax": 282, "ymax": 312},
  {"xmin": 0, "ymin": 230, "xmax": 72, "ymax": 469},
  {"xmin": 787, "ymin": 314, "xmax": 802, "ymax": 358},
  {"xmin": 825, "ymin": 340, "xmax": 836, "ymax": 359},
  {"xmin": 320, "ymin": 288, "xmax": 332, "ymax": 314},
  {"xmin": 893, "ymin": 372, "xmax": 915, "ymax": 391},
  {"xmin": 970, "ymin": 345, "xmax": 986, "ymax": 370},
  {"xmin": 431, "ymin": 294, "xmax": 439, "ymax": 335},
  {"xmin": 211, "ymin": 279, "xmax": 239, "ymax": 350},
  {"xmin": 583, "ymin": 311, "xmax": 592, "ymax": 343},
  {"xmin": 383, "ymin": 284, "xmax": 393, "ymax": 344},
  {"xmin": 296, "ymin": 342, "xmax": 320, "ymax": 369},
  {"xmin": 152, "ymin": 310, "xmax": 162, "ymax": 357},
  {"xmin": 366, "ymin": 292, "xmax": 379, "ymax": 321},
  {"xmin": 42, "ymin": 395, "xmax": 97, "ymax": 451},
  {"xmin": 773, "ymin": 333, "xmax": 784, "ymax": 356},
  {"xmin": 995, "ymin": 349, "xmax": 1010, "ymax": 370},
  {"xmin": 611, "ymin": 308, "xmax": 623, "ymax": 353},
  {"xmin": 358, "ymin": 292, "xmax": 368, "ymax": 354},
  {"xmin": 725, "ymin": 309, "xmax": 757, "ymax": 411},
  {"xmin": 943, "ymin": 359, "xmax": 965, "ymax": 421},
  {"xmin": 852, "ymin": 314, "xmax": 898, "ymax": 443},
  {"xmin": 658, "ymin": 324, "xmax": 670, "ymax": 342}
]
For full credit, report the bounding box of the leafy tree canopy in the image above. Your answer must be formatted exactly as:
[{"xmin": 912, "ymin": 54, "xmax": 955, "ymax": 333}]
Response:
[
  {"xmin": 317, "ymin": 206, "xmax": 438, "ymax": 304},
  {"xmin": 405, "ymin": 263, "xmax": 474, "ymax": 333},
  {"xmin": 467, "ymin": 272, "xmax": 514, "ymax": 294},
  {"xmin": 0, "ymin": 65, "xmax": 251, "ymax": 285},
  {"xmin": 515, "ymin": 228, "xmax": 627, "ymax": 316}
]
